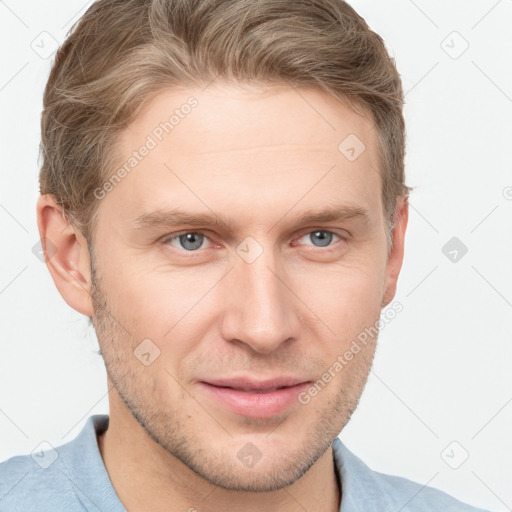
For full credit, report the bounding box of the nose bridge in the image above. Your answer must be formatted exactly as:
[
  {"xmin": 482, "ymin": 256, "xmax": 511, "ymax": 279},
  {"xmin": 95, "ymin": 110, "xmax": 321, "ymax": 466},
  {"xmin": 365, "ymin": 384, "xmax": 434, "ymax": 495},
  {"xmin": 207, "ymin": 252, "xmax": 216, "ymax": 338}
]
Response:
[{"xmin": 220, "ymin": 237, "xmax": 299, "ymax": 353}]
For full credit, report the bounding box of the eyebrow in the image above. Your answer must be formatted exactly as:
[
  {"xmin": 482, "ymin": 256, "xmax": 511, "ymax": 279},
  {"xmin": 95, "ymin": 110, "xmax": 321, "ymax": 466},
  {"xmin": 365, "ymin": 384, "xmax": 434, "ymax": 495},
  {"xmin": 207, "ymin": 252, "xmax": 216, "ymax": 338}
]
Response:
[{"xmin": 133, "ymin": 203, "xmax": 370, "ymax": 232}]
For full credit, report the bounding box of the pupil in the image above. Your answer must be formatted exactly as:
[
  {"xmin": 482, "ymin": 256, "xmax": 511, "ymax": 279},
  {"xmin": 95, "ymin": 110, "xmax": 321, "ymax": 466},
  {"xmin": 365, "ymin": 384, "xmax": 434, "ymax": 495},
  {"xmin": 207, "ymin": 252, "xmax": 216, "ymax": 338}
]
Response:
[
  {"xmin": 313, "ymin": 231, "xmax": 332, "ymax": 247},
  {"xmin": 177, "ymin": 231, "xmax": 332, "ymax": 250},
  {"xmin": 180, "ymin": 233, "xmax": 203, "ymax": 250}
]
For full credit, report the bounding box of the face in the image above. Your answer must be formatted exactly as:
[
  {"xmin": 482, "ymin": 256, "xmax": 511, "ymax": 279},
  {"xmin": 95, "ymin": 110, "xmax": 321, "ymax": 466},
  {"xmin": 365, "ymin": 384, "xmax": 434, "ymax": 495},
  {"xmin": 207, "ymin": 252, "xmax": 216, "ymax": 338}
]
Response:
[{"xmin": 87, "ymin": 81, "xmax": 405, "ymax": 492}]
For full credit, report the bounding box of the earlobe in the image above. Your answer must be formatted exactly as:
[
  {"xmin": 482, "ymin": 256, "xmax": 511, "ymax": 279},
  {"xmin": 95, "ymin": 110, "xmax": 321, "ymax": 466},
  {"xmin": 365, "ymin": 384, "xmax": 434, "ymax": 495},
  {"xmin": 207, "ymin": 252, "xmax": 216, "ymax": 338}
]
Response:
[
  {"xmin": 36, "ymin": 194, "xmax": 94, "ymax": 317},
  {"xmin": 381, "ymin": 197, "xmax": 409, "ymax": 308}
]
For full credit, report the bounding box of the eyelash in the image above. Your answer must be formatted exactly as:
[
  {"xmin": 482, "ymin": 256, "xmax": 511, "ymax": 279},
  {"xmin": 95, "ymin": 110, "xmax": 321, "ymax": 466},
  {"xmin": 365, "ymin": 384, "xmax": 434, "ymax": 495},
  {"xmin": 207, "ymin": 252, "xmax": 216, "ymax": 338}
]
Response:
[{"xmin": 161, "ymin": 229, "xmax": 346, "ymax": 254}]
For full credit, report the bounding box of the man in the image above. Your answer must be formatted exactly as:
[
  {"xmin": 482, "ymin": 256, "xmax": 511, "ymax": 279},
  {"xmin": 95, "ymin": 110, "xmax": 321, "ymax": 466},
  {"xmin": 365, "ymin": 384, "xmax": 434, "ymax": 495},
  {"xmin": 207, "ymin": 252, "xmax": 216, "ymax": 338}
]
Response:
[{"xmin": 0, "ymin": 0, "xmax": 492, "ymax": 510}]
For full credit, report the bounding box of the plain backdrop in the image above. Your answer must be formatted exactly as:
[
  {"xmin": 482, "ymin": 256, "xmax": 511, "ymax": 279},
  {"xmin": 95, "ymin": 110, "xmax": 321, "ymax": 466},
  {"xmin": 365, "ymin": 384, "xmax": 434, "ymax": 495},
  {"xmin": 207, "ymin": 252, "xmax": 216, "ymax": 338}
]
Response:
[{"xmin": 1, "ymin": 1, "xmax": 511, "ymax": 511}]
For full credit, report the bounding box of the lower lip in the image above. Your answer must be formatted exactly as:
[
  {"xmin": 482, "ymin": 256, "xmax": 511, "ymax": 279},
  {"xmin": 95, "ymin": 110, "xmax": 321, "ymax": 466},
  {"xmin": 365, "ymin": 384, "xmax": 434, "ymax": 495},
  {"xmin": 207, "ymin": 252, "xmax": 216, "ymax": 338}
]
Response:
[{"xmin": 198, "ymin": 382, "xmax": 310, "ymax": 418}]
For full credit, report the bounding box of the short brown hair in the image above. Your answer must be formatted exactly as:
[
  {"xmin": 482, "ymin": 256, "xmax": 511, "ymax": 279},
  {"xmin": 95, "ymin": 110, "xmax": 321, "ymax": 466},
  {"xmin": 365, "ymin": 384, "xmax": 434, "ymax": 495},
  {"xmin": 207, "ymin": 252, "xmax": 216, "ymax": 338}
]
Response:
[{"xmin": 39, "ymin": 0, "xmax": 411, "ymax": 250}]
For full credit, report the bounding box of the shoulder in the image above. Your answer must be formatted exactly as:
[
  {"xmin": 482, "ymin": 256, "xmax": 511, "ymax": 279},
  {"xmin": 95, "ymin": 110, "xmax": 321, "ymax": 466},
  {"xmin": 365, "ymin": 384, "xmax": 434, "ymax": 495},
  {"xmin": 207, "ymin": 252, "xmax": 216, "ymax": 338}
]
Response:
[
  {"xmin": 368, "ymin": 469, "xmax": 490, "ymax": 511},
  {"xmin": 0, "ymin": 450, "xmax": 78, "ymax": 512},
  {"xmin": 0, "ymin": 415, "xmax": 112, "ymax": 512},
  {"xmin": 332, "ymin": 438, "xmax": 493, "ymax": 512}
]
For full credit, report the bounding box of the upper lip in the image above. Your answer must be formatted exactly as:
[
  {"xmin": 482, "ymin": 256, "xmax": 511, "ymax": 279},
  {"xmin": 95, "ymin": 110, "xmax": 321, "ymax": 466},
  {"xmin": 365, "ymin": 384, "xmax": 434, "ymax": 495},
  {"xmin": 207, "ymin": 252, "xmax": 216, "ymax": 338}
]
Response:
[{"xmin": 201, "ymin": 376, "xmax": 311, "ymax": 392}]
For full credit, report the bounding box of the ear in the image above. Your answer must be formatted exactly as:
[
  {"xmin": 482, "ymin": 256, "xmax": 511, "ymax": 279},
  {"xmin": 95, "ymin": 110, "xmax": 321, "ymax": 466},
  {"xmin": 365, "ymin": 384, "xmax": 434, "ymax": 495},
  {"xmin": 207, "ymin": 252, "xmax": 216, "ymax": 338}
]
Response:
[
  {"xmin": 36, "ymin": 194, "xmax": 94, "ymax": 317},
  {"xmin": 381, "ymin": 196, "xmax": 408, "ymax": 308}
]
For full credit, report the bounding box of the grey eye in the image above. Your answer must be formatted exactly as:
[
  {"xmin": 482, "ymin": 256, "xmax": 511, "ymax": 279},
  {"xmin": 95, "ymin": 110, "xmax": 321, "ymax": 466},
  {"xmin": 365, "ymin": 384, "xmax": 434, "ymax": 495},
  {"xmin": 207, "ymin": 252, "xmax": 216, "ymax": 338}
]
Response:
[
  {"xmin": 171, "ymin": 232, "xmax": 206, "ymax": 251},
  {"xmin": 305, "ymin": 231, "xmax": 335, "ymax": 247}
]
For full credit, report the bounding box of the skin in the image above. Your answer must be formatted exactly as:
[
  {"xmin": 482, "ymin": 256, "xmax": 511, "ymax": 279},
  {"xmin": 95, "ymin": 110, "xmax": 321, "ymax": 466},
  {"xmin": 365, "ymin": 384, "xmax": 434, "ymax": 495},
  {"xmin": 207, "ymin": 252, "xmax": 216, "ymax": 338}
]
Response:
[{"xmin": 37, "ymin": 81, "xmax": 408, "ymax": 512}]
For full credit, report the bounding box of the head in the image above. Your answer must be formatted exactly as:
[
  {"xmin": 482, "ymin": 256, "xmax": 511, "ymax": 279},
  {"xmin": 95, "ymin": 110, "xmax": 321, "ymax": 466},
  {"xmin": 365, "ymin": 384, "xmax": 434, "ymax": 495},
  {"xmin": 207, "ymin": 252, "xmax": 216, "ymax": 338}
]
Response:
[{"xmin": 37, "ymin": 0, "xmax": 410, "ymax": 493}]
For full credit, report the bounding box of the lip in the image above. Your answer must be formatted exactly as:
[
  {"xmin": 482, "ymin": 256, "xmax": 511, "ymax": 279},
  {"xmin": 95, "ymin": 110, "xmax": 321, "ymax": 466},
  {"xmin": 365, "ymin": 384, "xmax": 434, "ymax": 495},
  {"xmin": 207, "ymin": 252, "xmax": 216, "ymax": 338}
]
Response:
[
  {"xmin": 198, "ymin": 377, "xmax": 311, "ymax": 418},
  {"xmin": 202, "ymin": 376, "xmax": 310, "ymax": 392}
]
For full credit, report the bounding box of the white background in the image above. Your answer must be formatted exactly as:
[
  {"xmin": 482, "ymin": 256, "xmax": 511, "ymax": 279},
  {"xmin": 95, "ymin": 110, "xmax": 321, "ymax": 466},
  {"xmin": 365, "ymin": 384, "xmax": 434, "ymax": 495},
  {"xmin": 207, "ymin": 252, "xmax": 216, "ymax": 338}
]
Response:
[{"xmin": 1, "ymin": 1, "xmax": 511, "ymax": 511}]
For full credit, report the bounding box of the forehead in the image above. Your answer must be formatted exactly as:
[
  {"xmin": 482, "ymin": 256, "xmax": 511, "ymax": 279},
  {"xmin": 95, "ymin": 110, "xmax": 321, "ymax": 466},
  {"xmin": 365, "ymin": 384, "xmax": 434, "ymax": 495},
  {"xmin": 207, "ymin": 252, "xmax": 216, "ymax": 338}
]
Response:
[
  {"xmin": 102, "ymin": 81, "xmax": 382, "ymax": 229},
  {"xmin": 123, "ymin": 81, "xmax": 378, "ymax": 160}
]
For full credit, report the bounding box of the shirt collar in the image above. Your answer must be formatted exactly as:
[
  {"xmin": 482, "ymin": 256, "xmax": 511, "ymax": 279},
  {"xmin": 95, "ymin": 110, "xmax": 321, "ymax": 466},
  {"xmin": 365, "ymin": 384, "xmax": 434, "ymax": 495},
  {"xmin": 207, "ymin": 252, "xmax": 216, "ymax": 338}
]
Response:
[
  {"xmin": 333, "ymin": 436, "xmax": 394, "ymax": 512},
  {"xmin": 66, "ymin": 414, "xmax": 390, "ymax": 512},
  {"xmin": 59, "ymin": 414, "xmax": 125, "ymax": 511}
]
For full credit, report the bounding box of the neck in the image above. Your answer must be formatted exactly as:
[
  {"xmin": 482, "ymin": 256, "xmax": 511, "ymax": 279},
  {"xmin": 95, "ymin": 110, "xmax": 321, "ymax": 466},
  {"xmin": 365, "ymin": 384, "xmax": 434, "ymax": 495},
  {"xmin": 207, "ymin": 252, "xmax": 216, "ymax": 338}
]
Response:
[{"xmin": 97, "ymin": 406, "xmax": 341, "ymax": 512}]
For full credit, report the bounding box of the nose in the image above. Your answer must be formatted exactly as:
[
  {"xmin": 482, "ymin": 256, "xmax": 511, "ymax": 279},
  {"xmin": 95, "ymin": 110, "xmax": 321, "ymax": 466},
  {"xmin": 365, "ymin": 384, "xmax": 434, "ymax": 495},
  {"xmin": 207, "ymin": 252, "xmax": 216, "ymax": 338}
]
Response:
[{"xmin": 219, "ymin": 243, "xmax": 301, "ymax": 354}]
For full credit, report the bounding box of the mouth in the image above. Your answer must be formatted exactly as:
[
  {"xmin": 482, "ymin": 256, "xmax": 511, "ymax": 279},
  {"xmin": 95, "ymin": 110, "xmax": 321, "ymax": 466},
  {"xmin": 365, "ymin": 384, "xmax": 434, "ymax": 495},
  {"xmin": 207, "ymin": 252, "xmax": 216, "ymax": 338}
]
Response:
[
  {"xmin": 212, "ymin": 385, "xmax": 291, "ymax": 393},
  {"xmin": 197, "ymin": 378, "xmax": 311, "ymax": 418}
]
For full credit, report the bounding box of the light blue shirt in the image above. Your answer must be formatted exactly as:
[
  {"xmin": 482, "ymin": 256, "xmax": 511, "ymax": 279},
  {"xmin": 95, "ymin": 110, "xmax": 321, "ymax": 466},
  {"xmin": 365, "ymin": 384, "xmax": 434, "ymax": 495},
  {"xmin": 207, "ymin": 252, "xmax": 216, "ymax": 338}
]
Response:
[{"xmin": 0, "ymin": 414, "xmax": 492, "ymax": 511}]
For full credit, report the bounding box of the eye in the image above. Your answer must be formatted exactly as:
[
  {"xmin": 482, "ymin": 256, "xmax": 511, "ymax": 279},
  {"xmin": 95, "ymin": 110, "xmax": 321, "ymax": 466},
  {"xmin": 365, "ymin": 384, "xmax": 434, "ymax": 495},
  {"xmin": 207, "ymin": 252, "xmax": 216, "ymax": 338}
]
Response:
[
  {"xmin": 162, "ymin": 231, "xmax": 211, "ymax": 251},
  {"xmin": 295, "ymin": 230, "xmax": 342, "ymax": 248},
  {"xmin": 161, "ymin": 229, "xmax": 345, "ymax": 254}
]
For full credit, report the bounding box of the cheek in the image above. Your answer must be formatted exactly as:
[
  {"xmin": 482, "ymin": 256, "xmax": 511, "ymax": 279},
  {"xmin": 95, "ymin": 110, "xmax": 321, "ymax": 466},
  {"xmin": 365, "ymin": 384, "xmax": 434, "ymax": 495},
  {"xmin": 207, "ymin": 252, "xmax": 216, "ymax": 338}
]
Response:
[
  {"xmin": 100, "ymin": 252, "xmax": 220, "ymax": 345},
  {"xmin": 99, "ymin": 234, "xmax": 386, "ymax": 344},
  {"xmin": 293, "ymin": 259, "xmax": 385, "ymax": 333}
]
